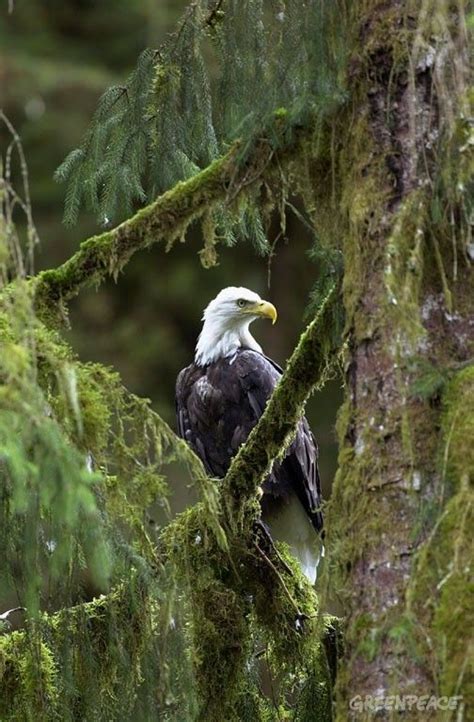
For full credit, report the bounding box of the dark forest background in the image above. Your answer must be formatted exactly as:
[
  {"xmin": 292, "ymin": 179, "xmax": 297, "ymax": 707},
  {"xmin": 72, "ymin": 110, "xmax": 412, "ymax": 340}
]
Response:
[{"xmin": 1, "ymin": 0, "xmax": 342, "ymax": 507}]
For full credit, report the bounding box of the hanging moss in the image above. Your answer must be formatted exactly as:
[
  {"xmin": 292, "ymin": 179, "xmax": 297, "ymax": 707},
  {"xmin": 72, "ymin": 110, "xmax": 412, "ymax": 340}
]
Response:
[
  {"xmin": 0, "ymin": 581, "xmax": 167, "ymax": 722},
  {"xmin": 162, "ymin": 508, "xmax": 254, "ymax": 718}
]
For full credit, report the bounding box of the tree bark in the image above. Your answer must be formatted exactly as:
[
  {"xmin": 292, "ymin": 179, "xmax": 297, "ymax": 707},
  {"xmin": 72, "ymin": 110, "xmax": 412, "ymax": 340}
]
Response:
[{"xmin": 325, "ymin": 2, "xmax": 473, "ymax": 717}]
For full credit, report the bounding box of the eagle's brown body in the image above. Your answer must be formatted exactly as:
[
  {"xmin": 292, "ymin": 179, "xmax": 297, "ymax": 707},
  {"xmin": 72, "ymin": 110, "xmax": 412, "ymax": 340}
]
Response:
[{"xmin": 176, "ymin": 348, "xmax": 323, "ymax": 535}]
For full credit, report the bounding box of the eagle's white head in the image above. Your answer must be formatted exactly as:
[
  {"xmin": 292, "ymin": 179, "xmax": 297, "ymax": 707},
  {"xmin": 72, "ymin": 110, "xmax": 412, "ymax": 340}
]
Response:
[{"xmin": 195, "ymin": 286, "xmax": 277, "ymax": 366}]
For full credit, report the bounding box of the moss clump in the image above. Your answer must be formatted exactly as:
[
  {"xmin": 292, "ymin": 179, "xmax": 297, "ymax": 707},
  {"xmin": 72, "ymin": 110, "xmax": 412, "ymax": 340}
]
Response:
[
  {"xmin": 440, "ymin": 365, "xmax": 474, "ymax": 488},
  {"xmin": 0, "ymin": 632, "xmax": 58, "ymax": 721},
  {"xmin": 160, "ymin": 496, "xmax": 334, "ymax": 721},
  {"xmin": 0, "ymin": 581, "xmax": 165, "ymax": 722},
  {"xmin": 161, "ymin": 505, "xmax": 252, "ymax": 721}
]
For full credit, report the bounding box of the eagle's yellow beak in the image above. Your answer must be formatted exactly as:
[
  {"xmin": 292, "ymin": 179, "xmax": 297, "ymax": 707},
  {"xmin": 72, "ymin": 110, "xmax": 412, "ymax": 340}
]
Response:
[{"xmin": 253, "ymin": 300, "xmax": 277, "ymax": 324}]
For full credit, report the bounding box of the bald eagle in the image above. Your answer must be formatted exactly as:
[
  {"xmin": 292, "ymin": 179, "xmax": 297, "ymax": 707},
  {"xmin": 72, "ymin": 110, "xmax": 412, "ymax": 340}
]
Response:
[{"xmin": 176, "ymin": 287, "xmax": 324, "ymax": 583}]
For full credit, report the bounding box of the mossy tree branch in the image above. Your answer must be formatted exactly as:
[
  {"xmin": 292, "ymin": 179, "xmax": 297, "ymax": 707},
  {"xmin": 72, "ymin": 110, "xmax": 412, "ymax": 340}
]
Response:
[
  {"xmin": 222, "ymin": 282, "xmax": 342, "ymax": 528},
  {"xmin": 0, "ymin": 580, "xmax": 170, "ymax": 721},
  {"xmin": 33, "ymin": 118, "xmax": 309, "ymax": 317},
  {"xmin": 0, "ymin": 284, "xmax": 343, "ymax": 719}
]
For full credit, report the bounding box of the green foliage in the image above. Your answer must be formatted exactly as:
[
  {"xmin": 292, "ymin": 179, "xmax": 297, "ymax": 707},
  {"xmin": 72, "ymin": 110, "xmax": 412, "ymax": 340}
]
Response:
[
  {"xmin": 0, "ymin": 122, "xmax": 220, "ymax": 719},
  {"xmin": 0, "ymin": 631, "xmax": 58, "ymax": 721},
  {"xmin": 56, "ymin": 0, "xmax": 347, "ymax": 240},
  {"xmin": 409, "ymin": 359, "xmax": 449, "ymax": 401},
  {"xmin": 0, "ymin": 282, "xmax": 199, "ymax": 716}
]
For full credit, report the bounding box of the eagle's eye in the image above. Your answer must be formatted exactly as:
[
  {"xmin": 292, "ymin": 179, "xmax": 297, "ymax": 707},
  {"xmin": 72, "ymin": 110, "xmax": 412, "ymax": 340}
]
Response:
[{"xmin": 237, "ymin": 299, "xmax": 246, "ymax": 308}]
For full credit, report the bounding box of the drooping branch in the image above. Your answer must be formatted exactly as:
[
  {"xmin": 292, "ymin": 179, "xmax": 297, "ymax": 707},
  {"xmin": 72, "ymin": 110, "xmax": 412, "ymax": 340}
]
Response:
[{"xmin": 0, "ymin": 579, "xmax": 177, "ymax": 720}]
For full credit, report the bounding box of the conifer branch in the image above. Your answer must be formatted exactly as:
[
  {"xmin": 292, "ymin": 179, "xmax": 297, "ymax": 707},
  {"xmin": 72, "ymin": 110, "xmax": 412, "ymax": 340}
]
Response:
[{"xmin": 33, "ymin": 120, "xmax": 308, "ymax": 316}]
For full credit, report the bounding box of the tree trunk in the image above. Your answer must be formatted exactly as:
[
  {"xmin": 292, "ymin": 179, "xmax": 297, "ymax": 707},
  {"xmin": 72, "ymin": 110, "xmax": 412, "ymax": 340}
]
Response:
[{"xmin": 325, "ymin": 2, "xmax": 472, "ymax": 717}]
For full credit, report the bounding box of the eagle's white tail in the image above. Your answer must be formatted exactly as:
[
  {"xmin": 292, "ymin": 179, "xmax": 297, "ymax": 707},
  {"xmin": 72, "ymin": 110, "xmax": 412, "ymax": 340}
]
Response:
[{"xmin": 266, "ymin": 495, "xmax": 324, "ymax": 585}]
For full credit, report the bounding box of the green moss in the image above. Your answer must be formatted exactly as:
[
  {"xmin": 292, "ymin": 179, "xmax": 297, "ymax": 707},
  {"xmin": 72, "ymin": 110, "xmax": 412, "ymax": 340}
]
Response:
[
  {"xmin": 407, "ymin": 366, "xmax": 474, "ymax": 705},
  {"xmin": 74, "ymin": 365, "xmax": 113, "ymax": 453},
  {"xmin": 441, "ymin": 365, "xmax": 474, "ymax": 486},
  {"xmin": 161, "ymin": 506, "xmax": 251, "ymax": 720},
  {"xmin": 408, "ymin": 487, "xmax": 473, "ymax": 702},
  {"xmin": 199, "ymin": 211, "xmax": 219, "ymax": 268},
  {"xmin": 0, "ymin": 582, "xmax": 164, "ymax": 721},
  {"xmin": 0, "ymin": 632, "xmax": 59, "ymax": 721},
  {"xmin": 160, "ymin": 481, "xmax": 334, "ymax": 720}
]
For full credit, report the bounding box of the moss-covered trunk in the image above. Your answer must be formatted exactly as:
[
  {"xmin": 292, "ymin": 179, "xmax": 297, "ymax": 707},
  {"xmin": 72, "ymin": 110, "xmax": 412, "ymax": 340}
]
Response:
[{"xmin": 325, "ymin": 2, "xmax": 473, "ymax": 718}]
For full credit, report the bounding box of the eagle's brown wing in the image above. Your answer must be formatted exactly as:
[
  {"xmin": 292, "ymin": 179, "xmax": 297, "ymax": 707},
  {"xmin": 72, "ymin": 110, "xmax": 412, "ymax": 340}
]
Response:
[{"xmin": 175, "ymin": 348, "xmax": 323, "ymax": 533}]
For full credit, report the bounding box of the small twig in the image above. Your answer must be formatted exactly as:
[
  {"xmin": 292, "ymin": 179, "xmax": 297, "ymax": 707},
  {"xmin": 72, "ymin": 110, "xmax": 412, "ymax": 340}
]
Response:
[
  {"xmin": 0, "ymin": 606, "xmax": 25, "ymax": 620},
  {"xmin": 254, "ymin": 541, "xmax": 302, "ymax": 618},
  {"xmin": 285, "ymin": 200, "xmax": 316, "ymax": 235},
  {"xmin": 254, "ymin": 518, "xmax": 293, "ymax": 576},
  {"xmin": 267, "ymin": 229, "xmax": 284, "ymax": 289},
  {"xmin": 1, "ymin": 111, "xmax": 39, "ymax": 275}
]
